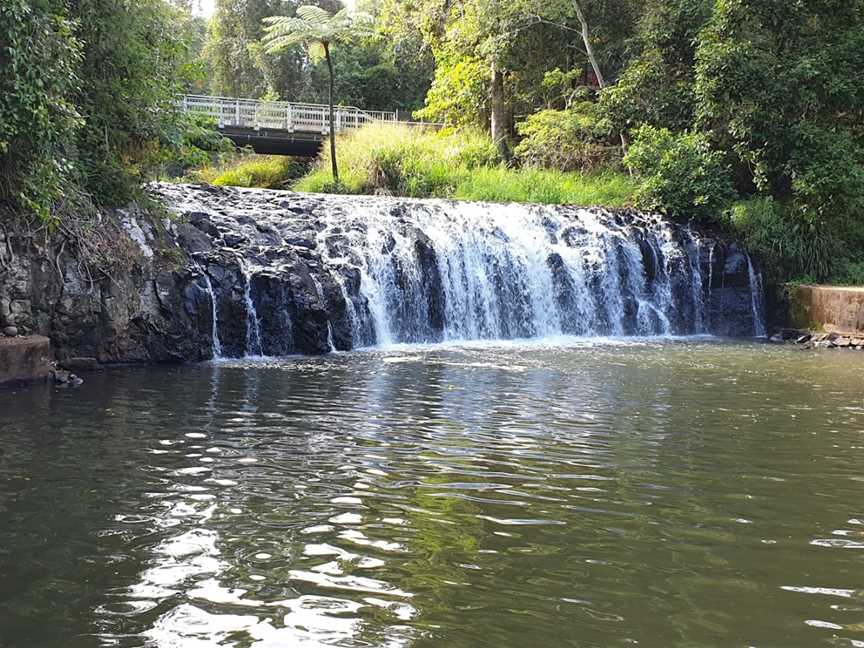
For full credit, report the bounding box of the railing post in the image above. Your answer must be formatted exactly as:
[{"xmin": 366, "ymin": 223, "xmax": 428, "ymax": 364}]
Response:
[{"xmin": 235, "ymin": 99, "xmax": 240, "ymax": 126}]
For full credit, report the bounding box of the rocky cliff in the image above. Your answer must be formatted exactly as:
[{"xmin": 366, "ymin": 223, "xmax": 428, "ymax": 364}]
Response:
[{"xmin": 0, "ymin": 184, "xmax": 766, "ymax": 365}]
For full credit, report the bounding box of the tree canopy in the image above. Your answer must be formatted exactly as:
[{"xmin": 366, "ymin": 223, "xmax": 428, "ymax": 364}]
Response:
[{"xmin": 3, "ymin": 0, "xmax": 863, "ymax": 282}]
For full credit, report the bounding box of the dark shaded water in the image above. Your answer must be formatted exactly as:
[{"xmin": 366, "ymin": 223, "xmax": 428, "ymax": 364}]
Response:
[{"xmin": 1, "ymin": 339, "xmax": 863, "ymax": 647}]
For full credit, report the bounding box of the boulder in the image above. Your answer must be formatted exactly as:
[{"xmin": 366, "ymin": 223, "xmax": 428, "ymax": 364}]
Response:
[
  {"xmin": 59, "ymin": 357, "xmax": 101, "ymax": 372},
  {"xmin": 0, "ymin": 336, "xmax": 53, "ymax": 385}
]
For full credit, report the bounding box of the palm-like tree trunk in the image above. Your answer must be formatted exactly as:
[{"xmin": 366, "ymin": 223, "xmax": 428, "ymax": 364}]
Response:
[
  {"xmin": 323, "ymin": 42, "xmax": 339, "ymax": 182},
  {"xmin": 490, "ymin": 63, "xmax": 510, "ymax": 161}
]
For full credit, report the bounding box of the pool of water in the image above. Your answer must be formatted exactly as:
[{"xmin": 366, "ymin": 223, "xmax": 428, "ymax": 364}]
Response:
[{"xmin": 1, "ymin": 339, "xmax": 863, "ymax": 647}]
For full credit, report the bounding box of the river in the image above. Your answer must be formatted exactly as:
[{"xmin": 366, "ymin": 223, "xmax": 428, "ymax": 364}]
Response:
[{"xmin": 1, "ymin": 338, "xmax": 863, "ymax": 646}]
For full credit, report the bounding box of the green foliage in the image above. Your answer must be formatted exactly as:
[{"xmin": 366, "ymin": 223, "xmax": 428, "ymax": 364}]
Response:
[
  {"xmin": 729, "ymin": 198, "xmax": 840, "ymax": 283},
  {"xmin": 202, "ymin": 0, "xmax": 432, "ymax": 114},
  {"xmin": 413, "ymin": 55, "xmax": 489, "ymax": 126},
  {"xmin": 2, "ymin": 0, "xmax": 210, "ymax": 221},
  {"xmin": 453, "ymin": 168, "xmax": 636, "ymax": 206},
  {"xmin": 0, "ymin": 0, "xmax": 82, "ymax": 221},
  {"xmin": 830, "ymin": 261, "xmax": 864, "ymax": 287},
  {"xmin": 194, "ymin": 154, "xmax": 309, "ymax": 188},
  {"xmin": 72, "ymin": 0, "xmax": 197, "ymax": 204},
  {"xmin": 600, "ymin": 49, "xmax": 697, "ymax": 134},
  {"xmin": 514, "ymin": 105, "xmax": 618, "ymax": 172},
  {"xmin": 263, "ymin": 4, "xmax": 376, "ymax": 181},
  {"xmin": 294, "ymin": 124, "xmax": 635, "ymax": 206},
  {"xmin": 294, "ymin": 124, "xmax": 497, "ymax": 194},
  {"xmin": 262, "ymin": 5, "xmax": 373, "ymax": 56},
  {"xmin": 160, "ymin": 114, "xmax": 236, "ymax": 177},
  {"xmin": 624, "ymin": 125, "xmax": 735, "ymax": 222}
]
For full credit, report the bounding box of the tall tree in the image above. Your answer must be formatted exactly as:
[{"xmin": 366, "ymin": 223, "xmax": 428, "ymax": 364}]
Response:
[{"xmin": 262, "ymin": 5, "xmax": 372, "ymax": 182}]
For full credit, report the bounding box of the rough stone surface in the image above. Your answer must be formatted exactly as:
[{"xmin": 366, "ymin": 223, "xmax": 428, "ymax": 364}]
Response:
[
  {"xmin": 0, "ymin": 336, "xmax": 53, "ymax": 385},
  {"xmin": 59, "ymin": 357, "xmax": 102, "ymax": 372},
  {"xmin": 0, "ymin": 184, "xmax": 765, "ymax": 364},
  {"xmin": 786, "ymin": 285, "xmax": 864, "ymax": 335}
]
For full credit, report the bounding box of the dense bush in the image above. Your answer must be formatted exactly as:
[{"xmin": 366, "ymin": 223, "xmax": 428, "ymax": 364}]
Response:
[
  {"xmin": 624, "ymin": 125, "xmax": 735, "ymax": 222},
  {"xmin": 0, "ymin": 0, "xmax": 82, "ymax": 221},
  {"xmin": 729, "ymin": 198, "xmax": 839, "ymax": 282},
  {"xmin": 514, "ymin": 105, "xmax": 619, "ymax": 172},
  {"xmin": 1, "ymin": 0, "xmax": 225, "ymax": 223}
]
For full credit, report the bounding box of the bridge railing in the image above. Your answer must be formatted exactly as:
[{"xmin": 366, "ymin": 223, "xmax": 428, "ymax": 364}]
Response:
[{"xmin": 180, "ymin": 95, "xmax": 398, "ymax": 134}]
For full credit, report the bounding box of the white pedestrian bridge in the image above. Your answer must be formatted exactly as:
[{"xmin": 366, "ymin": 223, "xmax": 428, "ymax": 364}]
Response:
[{"xmin": 180, "ymin": 94, "xmax": 401, "ymax": 155}]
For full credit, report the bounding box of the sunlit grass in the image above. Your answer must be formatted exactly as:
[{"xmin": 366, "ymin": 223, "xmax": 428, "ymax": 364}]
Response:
[
  {"xmin": 452, "ymin": 167, "xmax": 636, "ymax": 206},
  {"xmin": 293, "ymin": 124, "xmax": 636, "ymax": 207},
  {"xmin": 190, "ymin": 154, "xmax": 308, "ymax": 189}
]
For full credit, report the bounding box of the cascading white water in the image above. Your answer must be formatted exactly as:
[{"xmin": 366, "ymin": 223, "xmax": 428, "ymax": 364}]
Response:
[
  {"xmin": 238, "ymin": 259, "xmax": 263, "ymax": 357},
  {"xmin": 747, "ymin": 256, "xmax": 767, "ymax": 337},
  {"xmin": 157, "ymin": 184, "xmax": 767, "ymax": 354},
  {"xmin": 316, "ymin": 200, "xmax": 716, "ymax": 345},
  {"xmin": 706, "ymin": 242, "xmax": 716, "ymax": 331},
  {"xmin": 202, "ymin": 273, "xmax": 222, "ymax": 358}
]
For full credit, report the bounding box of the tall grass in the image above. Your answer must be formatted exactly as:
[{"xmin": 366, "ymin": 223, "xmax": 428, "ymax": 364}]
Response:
[
  {"xmin": 293, "ymin": 124, "xmax": 636, "ymax": 207},
  {"xmin": 189, "ymin": 154, "xmax": 308, "ymax": 189}
]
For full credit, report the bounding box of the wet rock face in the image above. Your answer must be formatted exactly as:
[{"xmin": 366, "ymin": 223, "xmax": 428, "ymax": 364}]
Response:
[{"xmin": 0, "ymin": 184, "xmax": 767, "ymax": 364}]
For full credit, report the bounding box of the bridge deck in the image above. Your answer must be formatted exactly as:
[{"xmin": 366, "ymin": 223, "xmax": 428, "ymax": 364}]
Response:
[{"xmin": 180, "ymin": 95, "xmax": 399, "ymax": 156}]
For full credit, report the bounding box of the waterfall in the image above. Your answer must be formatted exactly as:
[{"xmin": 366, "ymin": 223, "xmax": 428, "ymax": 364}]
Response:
[
  {"xmin": 155, "ymin": 185, "xmax": 767, "ymax": 355},
  {"xmin": 747, "ymin": 255, "xmax": 767, "ymax": 337},
  {"xmin": 238, "ymin": 259, "xmax": 263, "ymax": 357},
  {"xmin": 201, "ymin": 273, "xmax": 222, "ymax": 358},
  {"xmin": 706, "ymin": 242, "xmax": 716, "ymax": 331},
  {"xmin": 322, "ymin": 201, "xmax": 714, "ymax": 343}
]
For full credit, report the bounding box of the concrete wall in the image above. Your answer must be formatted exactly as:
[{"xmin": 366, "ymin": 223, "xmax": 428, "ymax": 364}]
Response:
[{"xmin": 787, "ymin": 285, "xmax": 864, "ymax": 334}]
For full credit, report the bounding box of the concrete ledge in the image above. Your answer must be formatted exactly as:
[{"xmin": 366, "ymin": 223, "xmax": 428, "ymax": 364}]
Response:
[
  {"xmin": 787, "ymin": 285, "xmax": 864, "ymax": 335},
  {"xmin": 0, "ymin": 336, "xmax": 54, "ymax": 386}
]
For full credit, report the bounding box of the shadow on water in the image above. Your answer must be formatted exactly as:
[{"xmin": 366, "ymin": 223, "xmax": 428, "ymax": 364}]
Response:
[{"xmin": 1, "ymin": 339, "xmax": 863, "ymax": 647}]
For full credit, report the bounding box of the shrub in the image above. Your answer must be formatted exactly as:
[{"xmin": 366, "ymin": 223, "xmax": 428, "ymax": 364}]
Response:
[
  {"xmin": 729, "ymin": 197, "xmax": 839, "ymax": 282},
  {"xmin": 514, "ymin": 105, "xmax": 619, "ymax": 172},
  {"xmin": 624, "ymin": 125, "xmax": 735, "ymax": 222},
  {"xmin": 0, "ymin": 0, "xmax": 82, "ymax": 222},
  {"xmin": 830, "ymin": 261, "xmax": 864, "ymax": 287}
]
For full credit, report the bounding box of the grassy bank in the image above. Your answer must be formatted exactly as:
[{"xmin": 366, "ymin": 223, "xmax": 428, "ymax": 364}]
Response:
[
  {"xmin": 294, "ymin": 124, "xmax": 637, "ymax": 207},
  {"xmin": 188, "ymin": 153, "xmax": 309, "ymax": 189}
]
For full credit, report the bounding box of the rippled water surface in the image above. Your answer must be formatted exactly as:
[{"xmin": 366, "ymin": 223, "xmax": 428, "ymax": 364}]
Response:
[{"xmin": 2, "ymin": 340, "xmax": 864, "ymax": 647}]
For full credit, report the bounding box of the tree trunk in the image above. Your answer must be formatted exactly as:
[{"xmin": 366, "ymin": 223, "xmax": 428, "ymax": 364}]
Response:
[
  {"xmin": 324, "ymin": 42, "xmax": 339, "ymax": 183},
  {"xmin": 572, "ymin": 0, "xmax": 628, "ymax": 157},
  {"xmin": 490, "ymin": 63, "xmax": 510, "ymax": 160},
  {"xmin": 572, "ymin": 0, "xmax": 605, "ymax": 89}
]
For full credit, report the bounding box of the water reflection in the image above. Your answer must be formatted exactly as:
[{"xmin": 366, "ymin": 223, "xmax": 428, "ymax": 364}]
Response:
[{"xmin": 0, "ymin": 340, "xmax": 863, "ymax": 647}]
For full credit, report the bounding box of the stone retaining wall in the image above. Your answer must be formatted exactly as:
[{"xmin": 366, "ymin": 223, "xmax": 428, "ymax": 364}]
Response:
[{"xmin": 786, "ymin": 285, "xmax": 864, "ymax": 335}]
